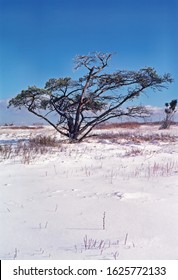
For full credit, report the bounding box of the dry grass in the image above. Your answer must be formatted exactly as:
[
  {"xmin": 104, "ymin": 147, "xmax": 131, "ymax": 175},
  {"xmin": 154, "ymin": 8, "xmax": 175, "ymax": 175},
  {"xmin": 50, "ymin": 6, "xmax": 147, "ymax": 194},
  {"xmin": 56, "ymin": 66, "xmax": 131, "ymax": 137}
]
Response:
[
  {"xmin": 0, "ymin": 135, "xmax": 62, "ymax": 163},
  {"xmin": 73, "ymin": 234, "xmax": 133, "ymax": 259},
  {"xmin": 96, "ymin": 121, "xmax": 178, "ymax": 130},
  {"xmin": 1, "ymin": 125, "xmax": 44, "ymax": 130},
  {"xmin": 0, "ymin": 144, "xmax": 12, "ymax": 159},
  {"xmin": 94, "ymin": 132, "xmax": 176, "ymax": 143},
  {"xmin": 29, "ymin": 135, "xmax": 59, "ymax": 147},
  {"xmin": 96, "ymin": 122, "xmax": 141, "ymax": 129},
  {"xmin": 130, "ymin": 161, "xmax": 178, "ymax": 179}
]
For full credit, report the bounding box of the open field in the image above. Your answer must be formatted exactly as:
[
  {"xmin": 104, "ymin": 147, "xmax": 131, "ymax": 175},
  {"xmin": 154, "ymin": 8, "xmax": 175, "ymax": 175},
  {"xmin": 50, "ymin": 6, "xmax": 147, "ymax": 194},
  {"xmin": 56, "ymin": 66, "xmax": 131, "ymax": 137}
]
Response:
[{"xmin": 0, "ymin": 123, "xmax": 178, "ymax": 259}]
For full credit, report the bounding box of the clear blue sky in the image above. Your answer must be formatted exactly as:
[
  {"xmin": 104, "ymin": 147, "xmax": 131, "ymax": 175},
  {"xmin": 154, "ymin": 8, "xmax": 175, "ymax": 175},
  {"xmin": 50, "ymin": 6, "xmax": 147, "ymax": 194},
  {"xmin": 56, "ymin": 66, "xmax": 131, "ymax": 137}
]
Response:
[{"xmin": 0, "ymin": 0, "xmax": 177, "ymax": 107}]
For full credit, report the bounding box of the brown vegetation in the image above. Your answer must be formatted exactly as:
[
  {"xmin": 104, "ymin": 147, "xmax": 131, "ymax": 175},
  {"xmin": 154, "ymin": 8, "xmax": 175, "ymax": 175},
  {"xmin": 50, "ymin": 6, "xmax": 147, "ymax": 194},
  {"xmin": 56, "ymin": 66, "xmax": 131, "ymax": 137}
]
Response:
[
  {"xmin": 94, "ymin": 131, "xmax": 176, "ymax": 143},
  {"xmin": 1, "ymin": 125, "xmax": 44, "ymax": 130},
  {"xmin": 96, "ymin": 121, "xmax": 178, "ymax": 130}
]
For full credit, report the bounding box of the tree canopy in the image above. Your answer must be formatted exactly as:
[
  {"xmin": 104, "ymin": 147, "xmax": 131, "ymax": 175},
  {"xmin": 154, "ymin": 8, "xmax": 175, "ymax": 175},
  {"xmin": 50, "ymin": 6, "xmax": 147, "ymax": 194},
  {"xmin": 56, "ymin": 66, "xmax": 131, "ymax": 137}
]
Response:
[{"xmin": 8, "ymin": 52, "xmax": 173, "ymax": 141}]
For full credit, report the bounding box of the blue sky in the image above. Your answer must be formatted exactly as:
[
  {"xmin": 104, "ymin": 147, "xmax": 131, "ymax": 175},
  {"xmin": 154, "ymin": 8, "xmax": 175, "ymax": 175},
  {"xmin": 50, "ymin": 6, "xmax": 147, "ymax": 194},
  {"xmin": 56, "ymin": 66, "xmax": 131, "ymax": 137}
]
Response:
[{"xmin": 0, "ymin": 0, "xmax": 177, "ymax": 116}]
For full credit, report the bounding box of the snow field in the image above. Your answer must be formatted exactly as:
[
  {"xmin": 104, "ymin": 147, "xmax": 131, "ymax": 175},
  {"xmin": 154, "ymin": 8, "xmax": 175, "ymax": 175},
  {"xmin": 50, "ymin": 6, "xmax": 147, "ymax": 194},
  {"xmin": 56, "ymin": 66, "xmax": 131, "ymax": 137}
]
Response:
[{"xmin": 0, "ymin": 125, "xmax": 178, "ymax": 259}]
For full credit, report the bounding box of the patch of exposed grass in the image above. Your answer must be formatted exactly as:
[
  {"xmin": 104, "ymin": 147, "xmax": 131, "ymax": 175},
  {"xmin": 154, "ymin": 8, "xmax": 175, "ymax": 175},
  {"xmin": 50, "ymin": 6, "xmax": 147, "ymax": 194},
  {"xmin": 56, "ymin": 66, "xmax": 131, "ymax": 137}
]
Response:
[
  {"xmin": 132, "ymin": 161, "xmax": 178, "ymax": 178},
  {"xmin": 29, "ymin": 135, "xmax": 59, "ymax": 147},
  {"xmin": 96, "ymin": 122, "xmax": 141, "ymax": 130},
  {"xmin": 94, "ymin": 132, "xmax": 176, "ymax": 143},
  {"xmin": 0, "ymin": 135, "xmax": 63, "ymax": 163},
  {"xmin": 95, "ymin": 121, "xmax": 178, "ymax": 130},
  {"xmin": 1, "ymin": 125, "xmax": 44, "ymax": 130}
]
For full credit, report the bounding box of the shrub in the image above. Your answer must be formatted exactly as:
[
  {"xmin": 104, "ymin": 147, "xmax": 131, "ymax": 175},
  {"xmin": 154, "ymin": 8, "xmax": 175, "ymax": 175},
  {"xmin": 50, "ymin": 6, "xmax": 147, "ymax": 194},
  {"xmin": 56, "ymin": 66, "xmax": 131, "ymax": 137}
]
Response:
[{"xmin": 29, "ymin": 135, "xmax": 58, "ymax": 147}]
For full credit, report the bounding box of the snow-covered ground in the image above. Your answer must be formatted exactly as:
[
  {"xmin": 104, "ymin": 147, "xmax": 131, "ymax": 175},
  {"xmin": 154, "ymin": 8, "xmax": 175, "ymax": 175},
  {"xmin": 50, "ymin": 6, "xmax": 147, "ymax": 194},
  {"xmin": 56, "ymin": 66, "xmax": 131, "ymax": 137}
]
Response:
[{"xmin": 0, "ymin": 124, "xmax": 178, "ymax": 260}]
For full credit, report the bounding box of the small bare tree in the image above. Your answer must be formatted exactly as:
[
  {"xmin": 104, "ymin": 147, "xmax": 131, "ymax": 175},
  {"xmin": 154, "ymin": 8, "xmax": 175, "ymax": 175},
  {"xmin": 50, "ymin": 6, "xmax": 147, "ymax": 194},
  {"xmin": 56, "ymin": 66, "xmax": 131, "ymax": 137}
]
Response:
[
  {"xmin": 8, "ymin": 52, "xmax": 172, "ymax": 141},
  {"xmin": 159, "ymin": 99, "xmax": 177, "ymax": 129}
]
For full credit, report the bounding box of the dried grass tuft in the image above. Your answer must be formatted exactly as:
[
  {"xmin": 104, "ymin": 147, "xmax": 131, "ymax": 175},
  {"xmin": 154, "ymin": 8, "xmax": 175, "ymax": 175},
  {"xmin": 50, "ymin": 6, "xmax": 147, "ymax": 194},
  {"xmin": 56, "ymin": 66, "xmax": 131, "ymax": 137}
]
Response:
[{"xmin": 0, "ymin": 135, "xmax": 62, "ymax": 163}]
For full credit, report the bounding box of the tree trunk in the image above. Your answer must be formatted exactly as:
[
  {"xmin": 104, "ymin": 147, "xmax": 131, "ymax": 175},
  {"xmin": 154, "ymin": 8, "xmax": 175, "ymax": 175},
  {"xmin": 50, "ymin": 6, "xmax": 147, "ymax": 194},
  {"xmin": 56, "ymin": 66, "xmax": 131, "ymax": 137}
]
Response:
[{"xmin": 159, "ymin": 114, "xmax": 172, "ymax": 129}]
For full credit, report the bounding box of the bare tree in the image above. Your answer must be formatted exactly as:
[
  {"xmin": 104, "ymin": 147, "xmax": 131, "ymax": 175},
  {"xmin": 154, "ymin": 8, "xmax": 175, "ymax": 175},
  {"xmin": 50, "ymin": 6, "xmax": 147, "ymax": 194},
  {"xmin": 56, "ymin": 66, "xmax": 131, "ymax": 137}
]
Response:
[
  {"xmin": 8, "ymin": 52, "xmax": 172, "ymax": 141},
  {"xmin": 159, "ymin": 99, "xmax": 177, "ymax": 129}
]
